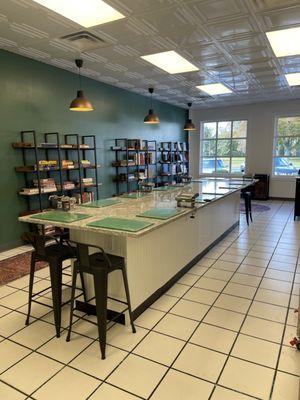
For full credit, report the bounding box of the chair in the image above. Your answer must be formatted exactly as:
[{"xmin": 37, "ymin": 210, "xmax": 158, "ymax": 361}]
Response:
[
  {"xmin": 22, "ymin": 231, "xmax": 86, "ymax": 337},
  {"xmin": 66, "ymin": 242, "xmax": 136, "ymax": 359},
  {"xmin": 241, "ymin": 191, "xmax": 253, "ymax": 225}
]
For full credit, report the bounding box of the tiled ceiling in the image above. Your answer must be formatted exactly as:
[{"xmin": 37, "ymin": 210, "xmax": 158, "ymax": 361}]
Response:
[{"xmin": 1, "ymin": 0, "xmax": 300, "ymax": 109}]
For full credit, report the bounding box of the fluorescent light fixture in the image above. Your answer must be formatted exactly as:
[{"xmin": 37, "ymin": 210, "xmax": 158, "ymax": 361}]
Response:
[
  {"xmin": 266, "ymin": 27, "xmax": 300, "ymax": 57},
  {"xmin": 196, "ymin": 83, "xmax": 232, "ymax": 95},
  {"xmin": 32, "ymin": 0, "xmax": 125, "ymax": 27},
  {"xmin": 141, "ymin": 51, "xmax": 199, "ymax": 74},
  {"xmin": 285, "ymin": 72, "xmax": 300, "ymax": 86}
]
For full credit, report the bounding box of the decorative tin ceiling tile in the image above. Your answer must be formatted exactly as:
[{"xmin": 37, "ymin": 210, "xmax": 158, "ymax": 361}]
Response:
[{"xmin": 0, "ymin": 0, "xmax": 299, "ymax": 108}]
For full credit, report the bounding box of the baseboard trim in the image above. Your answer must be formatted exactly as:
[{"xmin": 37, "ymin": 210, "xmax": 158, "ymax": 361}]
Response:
[
  {"xmin": 269, "ymin": 197, "xmax": 294, "ymax": 201},
  {"xmin": 132, "ymin": 221, "xmax": 239, "ymax": 320},
  {"xmin": 0, "ymin": 239, "xmax": 23, "ymax": 253}
]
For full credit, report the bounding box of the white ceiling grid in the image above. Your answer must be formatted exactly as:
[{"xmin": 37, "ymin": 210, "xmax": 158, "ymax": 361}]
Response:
[{"xmin": 0, "ymin": 0, "xmax": 300, "ymax": 108}]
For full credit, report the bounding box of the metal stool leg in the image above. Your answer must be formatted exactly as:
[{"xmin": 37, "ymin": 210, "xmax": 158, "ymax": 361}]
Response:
[
  {"xmin": 93, "ymin": 269, "xmax": 108, "ymax": 359},
  {"xmin": 244, "ymin": 195, "xmax": 249, "ymax": 226},
  {"xmin": 66, "ymin": 266, "xmax": 78, "ymax": 342},
  {"xmin": 248, "ymin": 196, "xmax": 253, "ymax": 222},
  {"xmin": 49, "ymin": 259, "xmax": 63, "ymax": 338},
  {"xmin": 79, "ymin": 271, "xmax": 88, "ymax": 303},
  {"xmin": 121, "ymin": 266, "xmax": 136, "ymax": 334},
  {"xmin": 25, "ymin": 252, "xmax": 36, "ymax": 326}
]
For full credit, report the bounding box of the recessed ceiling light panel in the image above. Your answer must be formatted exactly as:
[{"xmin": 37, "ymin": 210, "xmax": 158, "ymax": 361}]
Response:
[
  {"xmin": 266, "ymin": 27, "xmax": 300, "ymax": 57},
  {"xmin": 141, "ymin": 51, "xmax": 199, "ymax": 74},
  {"xmin": 196, "ymin": 83, "xmax": 232, "ymax": 96},
  {"xmin": 285, "ymin": 72, "xmax": 300, "ymax": 86},
  {"xmin": 32, "ymin": 0, "xmax": 125, "ymax": 27}
]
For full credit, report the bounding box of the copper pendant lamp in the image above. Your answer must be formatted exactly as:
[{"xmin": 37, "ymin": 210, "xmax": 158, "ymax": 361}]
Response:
[
  {"xmin": 144, "ymin": 88, "xmax": 160, "ymax": 124},
  {"xmin": 183, "ymin": 102, "xmax": 196, "ymax": 131},
  {"xmin": 70, "ymin": 59, "xmax": 94, "ymax": 112}
]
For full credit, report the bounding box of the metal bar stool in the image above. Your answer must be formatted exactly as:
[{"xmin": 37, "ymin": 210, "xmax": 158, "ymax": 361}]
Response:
[
  {"xmin": 66, "ymin": 242, "xmax": 136, "ymax": 359},
  {"xmin": 22, "ymin": 231, "xmax": 87, "ymax": 337},
  {"xmin": 241, "ymin": 191, "xmax": 253, "ymax": 225}
]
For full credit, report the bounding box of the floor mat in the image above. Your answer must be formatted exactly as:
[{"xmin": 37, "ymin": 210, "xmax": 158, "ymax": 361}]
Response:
[
  {"xmin": 0, "ymin": 252, "xmax": 46, "ymax": 285},
  {"xmin": 240, "ymin": 202, "xmax": 271, "ymax": 213}
]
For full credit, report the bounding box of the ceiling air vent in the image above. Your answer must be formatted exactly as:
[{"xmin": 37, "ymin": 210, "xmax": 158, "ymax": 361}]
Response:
[{"xmin": 60, "ymin": 31, "xmax": 106, "ymax": 52}]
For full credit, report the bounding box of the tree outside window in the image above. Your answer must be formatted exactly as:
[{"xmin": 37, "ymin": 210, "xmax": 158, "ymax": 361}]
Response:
[
  {"xmin": 201, "ymin": 120, "xmax": 247, "ymax": 174},
  {"xmin": 274, "ymin": 117, "xmax": 300, "ymax": 176}
]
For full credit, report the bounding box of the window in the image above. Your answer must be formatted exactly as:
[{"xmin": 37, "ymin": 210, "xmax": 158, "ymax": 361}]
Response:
[
  {"xmin": 200, "ymin": 120, "xmax": 247, "ymax": 175},
  {"xmin": 273, "ymin": 116, "xmax": 300, "ymax": 176}
]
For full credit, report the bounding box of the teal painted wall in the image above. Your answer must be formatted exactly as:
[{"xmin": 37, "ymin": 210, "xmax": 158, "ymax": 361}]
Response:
[{"xmin": 0, "ymin": 49, "xmax": 187, "ymax": 250}]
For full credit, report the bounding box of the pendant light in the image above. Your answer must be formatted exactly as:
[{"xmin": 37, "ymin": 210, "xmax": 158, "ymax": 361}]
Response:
[
  {"xmin": 144, "ymin": 88, "xmax": 160, "ymax": 124},
  {"xmin": 70, "ymin": 59, "xmax": 94, "ymax": 112},
  {"xmin": 183, "ymin": 102, "xmax": 196, "ymax": 131}
]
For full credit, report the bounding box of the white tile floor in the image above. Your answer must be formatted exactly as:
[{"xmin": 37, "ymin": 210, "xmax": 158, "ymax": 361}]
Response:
[{"xmin": 0, "ymin": 200, "xmax": 299, "ymax": 399}]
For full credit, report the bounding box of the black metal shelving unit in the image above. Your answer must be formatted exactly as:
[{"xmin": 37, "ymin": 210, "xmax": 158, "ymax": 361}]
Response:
[
  {"xmin": 158, "ymin": 141, "xmax": 189, "ymax": 185},
  {"xmin": 13, "ymin": 131, "xmax": 101, "ymax": 215},
  {"xmin": 112, "ymin": 138, "xmax": 157, "ymax": 195}
]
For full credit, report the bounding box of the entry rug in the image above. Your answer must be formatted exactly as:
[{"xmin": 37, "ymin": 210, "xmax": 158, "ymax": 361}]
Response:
[
  {"xmin": 240, "ymin": 202, "xmax": 271, "ymax": 213},
  {"xmin": 0, "ymin": 251, "xmax": 46, "ymax": 285}
]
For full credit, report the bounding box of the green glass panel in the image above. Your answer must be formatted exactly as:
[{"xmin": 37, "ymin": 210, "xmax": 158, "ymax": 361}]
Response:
[
  {"xmin": 31, "ymin": 211, "xmax": 91, "ymax": 223},
  {"xmin": 121, "ymin": 192, "xmax": 150, "ymax": 198},
  {"xmin": 87, "ymin": 217, "xmax": 153, "ymax": 232},
  {"xmin": 153, "ymin": 186, "xmax": 178, "ymax": 191},
  {"xmin": 80, "ymin": 199, "xmax": 121, "ymax": 208},
  {"xmin": 137, "ymin": 208, "xmax": 183, "ymax": 220}
]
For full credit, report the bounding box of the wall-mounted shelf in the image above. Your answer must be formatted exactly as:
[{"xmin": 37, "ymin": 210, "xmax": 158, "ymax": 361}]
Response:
[
  {"xmin": 111, "ymin": 138, "xmax": 158, "ymax": 195},
  {"xmin": 158, "ymin": 141, "xmax": 189, "ymax": 184},
  {"xmin": 13, "ymin": 130, "xmax": 101, "ymax": 216}
]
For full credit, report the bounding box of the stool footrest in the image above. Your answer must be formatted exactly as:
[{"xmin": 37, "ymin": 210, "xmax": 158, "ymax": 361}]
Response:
[{"xmin": 75, "ymin": 300, "xmax": 126, "ymax": 325}]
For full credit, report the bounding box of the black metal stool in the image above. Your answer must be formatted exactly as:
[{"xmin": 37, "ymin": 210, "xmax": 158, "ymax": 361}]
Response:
[
  {"xmin": 66, "ymin": 242, "xmax": 136, "ymax": 359},
  {"xmin": 22, "ymin": 232, "xmax": 87, "ymax": 337},
  {"xmin": 241, "ymin": 191, "xmax": 253, "ymax": 225}
]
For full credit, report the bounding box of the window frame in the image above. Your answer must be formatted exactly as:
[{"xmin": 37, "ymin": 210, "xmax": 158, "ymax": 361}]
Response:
[
  {"xmin": 272, "ymin": 114, "xmax": 300, "ymax": 178},
  {"xmin": 199, "ymin": 118, "xmax": 248, "ymax": 177}
]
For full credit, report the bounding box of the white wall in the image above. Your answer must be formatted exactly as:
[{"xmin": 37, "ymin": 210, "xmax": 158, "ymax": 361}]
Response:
[{"xmin": 190, "ymin": 99, "xmax": 300, "ymax": 198}]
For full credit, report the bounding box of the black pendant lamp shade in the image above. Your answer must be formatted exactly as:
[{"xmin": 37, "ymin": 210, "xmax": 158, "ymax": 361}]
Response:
[
  {"xmin": 70, "ymin": 59, "xmax": 94, "ymax": 112},
  {"xmin": 144, "ymin": 88, "xmax": 160, "ymax": 124},
  {"xmin": 183, "ymin": 102, "xmax": 196, "ymax": 131}
]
